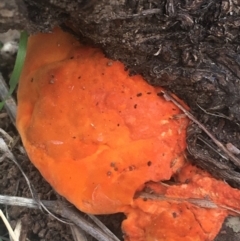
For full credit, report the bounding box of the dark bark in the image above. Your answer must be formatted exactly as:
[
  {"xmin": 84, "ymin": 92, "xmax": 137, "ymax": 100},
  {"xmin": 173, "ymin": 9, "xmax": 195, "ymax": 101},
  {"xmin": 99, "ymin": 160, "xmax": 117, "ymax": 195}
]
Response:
[{"xmin": 1, "ymin": 0, "xmax": 240, "ymax": 187}]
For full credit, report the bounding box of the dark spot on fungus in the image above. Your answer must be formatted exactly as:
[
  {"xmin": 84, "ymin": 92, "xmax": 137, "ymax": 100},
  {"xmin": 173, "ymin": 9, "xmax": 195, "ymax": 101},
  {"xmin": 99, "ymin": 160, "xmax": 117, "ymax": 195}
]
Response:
[
  {"xmin": 114, "ymin": 167, "xmax": 118, "ymax": 171},
  {"xmin": 147, "ymin": 92, "xmax": 151, "ymax": 95},
  {"xmin": 185, "ymin": 179, "xmax": 190, "ymax": 184},
  {"xmin": 72, "ymin": 136, "xmax": 76, "ymax": 139},
  {"xmin": 110, "ymin": 162, "xmax": 115, "ymax": 167},
  {"xmin": 172, "ymin": 212, "xmax": 177, "ymax": 218},
  {"xmin": 147, "ymin": 161, "xmax": 152, "ymax": 166},
  {"xmin": 157, "ymin": 92, "xmax": 164, "ymax": 97},
  {"xmin": 143, "ymin": 197, "xmax": 148, "ymax": 201},
  {"xmin": 128, "ymin": 165, "xmax": 136, "ymax": 171},
  {"xmin": 136, "ymin": 93, "xmax": 142, "ymax": 97},
  {"xmin": 70, "ymin": 56, "xmax": 74, "ymax": 59},
  {"xmin": 30, "ymin": 78, "xmax": 34, "ymax": 82},
  {"xmin": 78, "ymin": 76, "xmax": 81, "ymax": 79},
  {"xmin": 117, "ymin": 123, "xmax": 120, "ymax": 126},
  {"xmin": 134, "ymin": 104, "xmax": 137, "ymax": 109}
]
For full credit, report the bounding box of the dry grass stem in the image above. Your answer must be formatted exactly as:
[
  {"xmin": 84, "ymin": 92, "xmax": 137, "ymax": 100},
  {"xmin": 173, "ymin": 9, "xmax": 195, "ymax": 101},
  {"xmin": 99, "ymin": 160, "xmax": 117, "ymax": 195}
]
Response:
[
  {"xmin": 0, "ymin": 209, "xmax": 18, "ymax": 241},
  {"xmin": 0, "ymin": 195, "xmax": 120, "ymax": 241}
]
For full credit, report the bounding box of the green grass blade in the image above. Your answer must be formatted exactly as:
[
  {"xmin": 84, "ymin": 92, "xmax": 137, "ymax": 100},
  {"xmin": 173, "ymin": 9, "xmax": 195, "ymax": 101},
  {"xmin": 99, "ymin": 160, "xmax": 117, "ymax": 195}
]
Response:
[{"xmin": 0, "ymin": 31, "xmax": 28, "ymax": 110}]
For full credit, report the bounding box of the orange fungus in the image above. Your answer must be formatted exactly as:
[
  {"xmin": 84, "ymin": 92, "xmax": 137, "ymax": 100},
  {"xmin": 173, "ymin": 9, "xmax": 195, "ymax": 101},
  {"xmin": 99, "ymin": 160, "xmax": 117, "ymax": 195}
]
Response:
[{"xmin": 16, "ymin": 27, "xmax": 240, "ymax": 241}]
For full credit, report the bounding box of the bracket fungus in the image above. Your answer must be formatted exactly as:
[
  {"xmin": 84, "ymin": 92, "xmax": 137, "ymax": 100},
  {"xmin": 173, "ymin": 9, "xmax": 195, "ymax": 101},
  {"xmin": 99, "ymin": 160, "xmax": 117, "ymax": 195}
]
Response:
[{"xmin": 17, "ymin": 28, "xmax": 240, "ymax": 241}]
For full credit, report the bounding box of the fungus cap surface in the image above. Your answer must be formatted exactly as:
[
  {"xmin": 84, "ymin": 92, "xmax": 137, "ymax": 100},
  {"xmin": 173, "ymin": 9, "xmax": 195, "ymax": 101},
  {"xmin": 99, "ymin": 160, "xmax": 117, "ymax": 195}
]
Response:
[{"xmin": 17, "ymin": 28, "xmax": 188, "ymax": 214}]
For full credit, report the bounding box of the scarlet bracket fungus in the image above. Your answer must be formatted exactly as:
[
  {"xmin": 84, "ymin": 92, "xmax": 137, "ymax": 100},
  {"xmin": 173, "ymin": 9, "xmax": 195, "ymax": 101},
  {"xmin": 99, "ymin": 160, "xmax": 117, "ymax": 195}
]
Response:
[{"xmin": 17, "ymin": 28, "xmax": 240, "ymax": 241}]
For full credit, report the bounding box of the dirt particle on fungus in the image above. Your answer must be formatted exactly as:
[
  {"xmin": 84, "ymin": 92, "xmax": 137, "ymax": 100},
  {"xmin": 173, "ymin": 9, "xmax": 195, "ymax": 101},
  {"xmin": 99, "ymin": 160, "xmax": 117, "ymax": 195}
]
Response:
[
  {"xmin": 136, "ymin": 93, "xmax": 142, "ymax": 97},
  {"xmin": 172, "ymin": 212, "xmax": 177, "ymax": 218},
  {"xmin": 147, "ymin": 161, "xmax": 152, "ymax": 166},
  {"xmin": 110, "ymin": 162, "xmax": 115, "ymax": 167},
  {"xmin": 134, "ymin": 104, "xmax": 137, "ymax": 109},
  {"xmin": 107, "ymin": 61, "xmax": 113, "ymax": 66},
  {"xmin": 128, "ymin": 165, "xmax": 136, "ymax": 171},
  {"xmin": 49, "ymin": 79, "xmax": 55, "ymax": 84},
  {"xmin": 157, "ymin": 92, "xmax": 164, "ymax": 97},
  {"xmin": 107, "ymin": 171, "xmax": 112, "ymax": 176},
  {"xmin": 185, "ymin": 179, "xmax": 190, "ymax": 184}
]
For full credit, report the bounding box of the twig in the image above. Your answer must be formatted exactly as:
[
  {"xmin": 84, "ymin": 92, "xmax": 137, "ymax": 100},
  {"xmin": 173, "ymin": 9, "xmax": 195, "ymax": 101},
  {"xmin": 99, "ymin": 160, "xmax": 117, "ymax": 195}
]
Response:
[
  {"xmin": 87, "ymin": 214, "xmax": 119, "ymax": 241},
  {"xmin": 105, "ymin": 8, "xmax": 161, "ymax": 21},
  {"xmin": 159, "ymin": 91, "xmax": 240, "ymax": 168},
  {"xmin": 70, "ymin": 225, "xmax": 88, "ymax": 241},
  {"xmin": 139, "ymin": 192, "xmax": 240, "ymax": 215},
  {"xmin": 0, "ymin": 128, "xmax": 14, "ymax": 143},
  {"xmin": 196, "ymin": 102, "xmax": 232, "ymax": 121},
  {"xmin": 197, "ymin": 136, "xmax": 228, "ymax": 161},
  {"xmin": 0, "ymin": 195, "xmax": 53, "ymax": 209},
  {"xmin": 0, "ymin": 73, "xmax": 17, "ymax": 125},
  {"xmin": 0, "ymin": 195, "xmax": 120, "ymax": 241}
]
